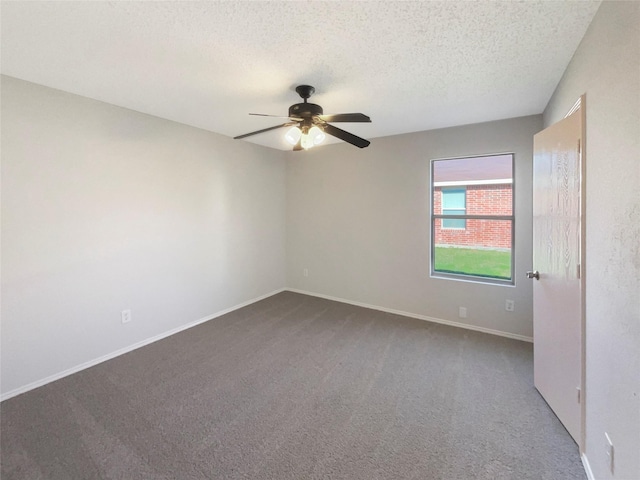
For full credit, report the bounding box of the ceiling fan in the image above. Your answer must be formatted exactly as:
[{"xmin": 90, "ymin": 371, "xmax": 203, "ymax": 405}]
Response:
[{"xmin": 234, "ymin": 85, "xmax": 372, "ymax": 150}]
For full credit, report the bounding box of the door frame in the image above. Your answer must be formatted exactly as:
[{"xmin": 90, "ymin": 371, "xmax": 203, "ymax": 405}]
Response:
[
  {"xmin": 565, "ymin": 94, "xmax": 587, "ymax": 453},
  {"xmin": 578, "ymin": 95, "xmax": 586, "ymax": 455}
]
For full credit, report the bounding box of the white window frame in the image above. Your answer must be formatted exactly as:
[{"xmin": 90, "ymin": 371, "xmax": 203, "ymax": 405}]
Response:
[{"xmin": 430, "ymin": 153, "xmax": 515, "ymax": 286}]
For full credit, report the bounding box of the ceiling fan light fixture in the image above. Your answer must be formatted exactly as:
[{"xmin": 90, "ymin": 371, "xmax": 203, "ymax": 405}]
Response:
[
  {"xmin": 300, "ymin": 131, "xmax": 315, "ymax": 150},
  {"xmin": 309, "ymin": 125, "xmax": 326, "ymax": 145},
  {"xmin": 299, "ymin": 125, "xmax": 326, "ymax": 150},
  {"xmin": 284, "ymin": 126, "xmax": 301, "ymax": 145}
]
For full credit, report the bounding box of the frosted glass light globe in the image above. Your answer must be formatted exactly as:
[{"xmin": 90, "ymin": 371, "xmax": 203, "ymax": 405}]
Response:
[
  {"xmin": 285, "ymin": 126, "xmax": 301, "ymax": 145},
  {"xmin": 309, "ymin": 126, "xmax": 326, "ymax": 145}
]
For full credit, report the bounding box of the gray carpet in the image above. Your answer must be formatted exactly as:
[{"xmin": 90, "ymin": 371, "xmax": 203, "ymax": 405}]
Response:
[{"xmin": 1, "ymin": 291, "xmax": 585, "ymax": 480}]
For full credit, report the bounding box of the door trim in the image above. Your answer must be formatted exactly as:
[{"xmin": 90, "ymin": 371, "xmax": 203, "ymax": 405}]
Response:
[
  {"xmin": 565, "ymin": 94, "xmax": 587, "ymax": 453},
  {"xmin": 577, "ymin": 94, "xmax": 587, "ymax": 455}
]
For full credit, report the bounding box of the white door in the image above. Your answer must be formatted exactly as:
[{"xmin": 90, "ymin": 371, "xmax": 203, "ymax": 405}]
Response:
[{"xmin": 531, "ymin": 104, "xmax": 583, "ymax": 444}]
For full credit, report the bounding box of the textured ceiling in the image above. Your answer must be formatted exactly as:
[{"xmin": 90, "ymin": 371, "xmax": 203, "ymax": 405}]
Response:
[{"xmin": 1, "ymin": 1, "xmax": 601, "ymax": 150}]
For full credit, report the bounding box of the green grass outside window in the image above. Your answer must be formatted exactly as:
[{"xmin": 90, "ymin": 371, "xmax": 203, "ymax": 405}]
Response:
[{"xmin": 434, "ymin": 247, "xmax": 511, "ymax": 280}]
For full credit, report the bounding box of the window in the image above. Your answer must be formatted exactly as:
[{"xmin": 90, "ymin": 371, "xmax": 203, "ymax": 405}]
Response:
[
  {"xmin": 442, "ymin": 187, "xmax": 466, "ymax": 229},
  {"xmin": 431, "ymin": 153, "xmax": 514, "ymax": 284}
]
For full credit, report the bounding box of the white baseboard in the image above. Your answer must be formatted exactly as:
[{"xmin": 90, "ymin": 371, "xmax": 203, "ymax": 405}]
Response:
[
  {"xmin": 581, "ymin": 453, "xmax": 595, "ymax": 480},
  {"xmin": 286, "ymin": 288, "xmax": 533, "ymax": 343},
  {"xmin": 0, "ymin": 288, "xmax": 286, "ymax": 402}
]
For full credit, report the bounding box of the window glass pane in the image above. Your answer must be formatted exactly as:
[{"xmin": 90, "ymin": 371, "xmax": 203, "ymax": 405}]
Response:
[
  {"xmin": 442, "ymin": 206, "xmax": 466, "ymax": 229},
  {"xmin": 433, "ymin": 154, "xmax": 513, "ymax": 215},
  {"xmin": 442, "ymin": 217, "xmax": 466, "ymax": 229},
  {"xmin": 442, "ymin": 188, "xmax": 466, "ymax": 209},
  {"xmin": 431, "ymin": 154, "xmax": 514, "ymax": 283},
  {"xmin": 433, "ymin": 218, "xmax": 512, "ymax": 280},
  {"xmin": 442, "ymin": 209, "xmax": 465, "ymax": 216},
  {"xmin": 438, "ymin": 187, "xmax": 467, "ymax": 229}
]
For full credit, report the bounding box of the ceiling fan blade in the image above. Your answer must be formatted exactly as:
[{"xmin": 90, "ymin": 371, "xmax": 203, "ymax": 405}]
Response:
[
  {"xmin": 250, "ymin": 113, "xmax": 304, "ymax": 121},
  {"xmin": 323, "ymin": 123, "xmax": 371, "ymax": 148},
  {"xmin": 233, "ymin": 122, "xmax": 294, "ymax": 140},
  {"xmin": 317, "ymin": 113, "xmax": 371, "ymax": 123}
]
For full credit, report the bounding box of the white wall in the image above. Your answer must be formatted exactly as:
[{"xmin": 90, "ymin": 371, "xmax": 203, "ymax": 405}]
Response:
[
  {"xmin": 286, "ymin": 115, "xmax": 542, "ymax": 339},
  {"xmin": 543, "ymin": 2, "xmax": 640, "ymax": 479},
  {"xmin": 1, "ymin": 76, "xmax": 286, "ymax": 397}
]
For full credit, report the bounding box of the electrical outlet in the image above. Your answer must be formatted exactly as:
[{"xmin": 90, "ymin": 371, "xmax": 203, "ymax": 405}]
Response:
[
  {"xmin": 605, "ymin": 432, "xmax": 614, "ymax": 474},
  {"xmin": 303, "ymin": 268, "xmax": 308, "ymax": 277},
  {"xmin": 121, "ymin": 309, "xmax": 132, "ymax": 324},
  {"xmin": 505, "ymin": 300, "xmax": 515, "ymax": 312},
  {"xmin": 458, "ymin": 307, "xmax": 467, "ymax": 318}
]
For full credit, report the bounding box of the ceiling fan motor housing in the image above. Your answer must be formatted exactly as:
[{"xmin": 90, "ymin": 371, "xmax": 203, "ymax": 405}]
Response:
[{"xmin": 289, "ymin": 102, "xmax": 323, "ymax": 120}]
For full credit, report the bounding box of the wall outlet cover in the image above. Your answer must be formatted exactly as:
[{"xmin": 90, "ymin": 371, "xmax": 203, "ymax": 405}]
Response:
[{"xmin": 121, "ymin": 309, "xmax": 132, "ymax": 324}]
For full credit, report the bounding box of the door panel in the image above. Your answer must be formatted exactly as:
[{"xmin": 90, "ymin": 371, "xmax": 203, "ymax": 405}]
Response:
[{"xmin": 532, "ymin": 106, "xmax": 582, "ymax": 443}]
